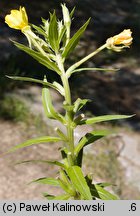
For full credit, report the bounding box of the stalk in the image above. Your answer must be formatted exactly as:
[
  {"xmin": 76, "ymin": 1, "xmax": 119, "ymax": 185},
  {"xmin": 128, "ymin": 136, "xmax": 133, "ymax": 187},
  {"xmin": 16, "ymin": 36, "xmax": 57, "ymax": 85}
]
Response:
[
  {"xmin": 66, "ymin": 44, "xmax": 107, "ymax": 77},
  {"xmin": 56, "ymin": 53, "xmax": 75, "ymax": 166}
]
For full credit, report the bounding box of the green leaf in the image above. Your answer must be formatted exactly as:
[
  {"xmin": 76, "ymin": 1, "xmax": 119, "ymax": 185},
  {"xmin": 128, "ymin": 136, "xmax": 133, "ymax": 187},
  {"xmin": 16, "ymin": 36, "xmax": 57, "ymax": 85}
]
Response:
[
  {"xmin": 91, "ymin": 184, "xmax": 118, "ymax": 200},
  {"xmin": 42, "ymin": 78, "xmax": 65, "ymax": 122},
  {"xmin": 97, "ymin": 182, "xmax": 114, "ymax": 188},
  {"xmin": 80, "ymin": 114, "xmax": 134, "ymax": 125},
  {"xmin": 30, "ymin": 177, "xmax": 60, "ymax": 186},
  {"xmin": 43, "ymin": 193, "xmax": 55, "ymax": 200},
  {"xmin": 73, "ymin": 98, "xmax": 90, "ymax": 113},
  {"xmin": 15, "ymin": 160, "xmax": 65, "ymax": 168},
  {"xmin": 52, "ymin": 194, "xmax": 71, "ymax": 200},
  {"xmin": 43, "ymin": 193, "xmax": 70, "ymax": 200},
  {"xmin": 69, "ymin": 67, "xmax": 118, "ymax": 76},
  {"xmin": 13, "ymin": 41, "xmax": 61, "ymax": 74},
  {"xmin": 32, "ymin": 24, "xmax": 48, "ymax": 38},
  {"xmin": 70, "ymin": 6, "xmax": 76, "ymax": 18},
  {"xmin": 6, "ymin": 76, "xmax": 64, "ymax": 95},
  {"xmin": 6, "ymin": 136, "xmax": 61, "ymax": 153},
  {"xmin": 58, "ymin": 178, "xmax": 75, "ymax": 195},
  {"xmin": 67, "ymin": 166, "xmax": 92, "ymax": 200},
  {"xmin": 62, "ymin": 19, "xmax": 90, "ymax": 58},
  {"xmin": 58, "ymin": 24, "xmax": 66, "ymax": 45},
  {"xmin": 48, "ymin": 11, "xmax": 59, "ymax": 52},
  {"xmin": 75, "ymin": 130, "xmax": 110, "ymax": 155}
]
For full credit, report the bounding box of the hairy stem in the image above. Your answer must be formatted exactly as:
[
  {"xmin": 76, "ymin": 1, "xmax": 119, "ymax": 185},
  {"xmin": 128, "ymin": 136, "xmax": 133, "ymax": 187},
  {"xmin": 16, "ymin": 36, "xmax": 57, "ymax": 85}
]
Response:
[{"xmin": 56, "ymin": 53, "xmax": 74, "ymax": 165}]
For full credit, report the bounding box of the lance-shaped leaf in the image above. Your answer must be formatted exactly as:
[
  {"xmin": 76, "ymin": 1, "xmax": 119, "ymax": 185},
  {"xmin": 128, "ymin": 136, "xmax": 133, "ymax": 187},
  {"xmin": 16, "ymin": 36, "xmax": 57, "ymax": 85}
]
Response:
[
  {"xmin": 70, "ymin": 6, "xmax": 76, "ymax": 18},
  {"xmin": 30, "ymin": 177, "xmax": 60, "ymax": 186},
  {"xmin": 67, "ymin": 166, "xmax": 92, "ymax": 200},
  {"xmin": 67, "ymin": 67, "xmax": 118, "ymax": 77},
  {"xmin": 62, "ymin": 19, "xmax": 90, "ymax": 59},
  {"xmin": 97, "ymin": 182, "xmax": 114, "ymax": 188},
  {"xmin": 43, "ymin": 193, "xmax": 70, "ymax": 200},
  {"xmin": 42, "ymin": 78, "xmax": 65, "ymax": 122},
  {"xmin": 59, "ymin": 169, "xmax": 75, "ymax": 196},
  {"xmin": 90, "ymin": 184, "xmax": 118, "ymax": 200},
  {"xmin": 15, "ymin": 160, "xmax": 65, "ymax": 168},
  {"xmin": 73, "ymin": 98, "xmax": 90, "ymax": 113},
  {"xmin": 32, "ymin": 24, "xmax": 48, "ymax": 38},
  {"xmin": 80, "ymin": 114, "xmax": 134, "ymax": 125},
  {"xmin": 58, "ymin": 21, "xmax": 66, "ymax": 45},
  {"xmin": 50, "ymin": 194, "xmax": 71, "ymax": 200},
  {"xmin": 6, "ymin": 76, "xmax": 64, "ymax": 95},
  {"xmin": 13, "ymin": 41, "xmax": 61, "ymax": 74},
  {"xmin": 75, "ymin": 130, "xmax": 110, "ymax": 156},
  {"xmin": 6, "ymin": 136, "xmax": 61, "ymax": 153},
  {"xmin": 48, "ymin": 11, "xmax": 59, "ymax": 52}
]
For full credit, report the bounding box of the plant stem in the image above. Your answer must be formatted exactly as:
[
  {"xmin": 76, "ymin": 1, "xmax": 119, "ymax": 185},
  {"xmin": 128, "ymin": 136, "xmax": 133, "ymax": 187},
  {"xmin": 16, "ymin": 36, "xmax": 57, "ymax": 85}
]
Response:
[
  {"xmin": 66, "ymin": 44, "xmax": 107, "ymax": 77},
  {"xmin": 56, "ymin": 53, "xmax": 74, "ymax": 165}
]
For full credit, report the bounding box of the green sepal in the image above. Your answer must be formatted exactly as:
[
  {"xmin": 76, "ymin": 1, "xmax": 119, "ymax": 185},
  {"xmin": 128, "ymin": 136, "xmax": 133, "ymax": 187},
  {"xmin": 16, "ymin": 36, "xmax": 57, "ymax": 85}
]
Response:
[
  {"xmin": 75, "ymin": 130, "xmax": 110, "ymax": 156},
  {"xmin": 48, "ymin": 11, "xmax": 59, "ymax": 52},
  {"xmin": 67, "ymin": 166, "xmax": 92, "ymax": 200},
  {"xmin": 29, "ymin": 177, "xmax": 60, "ymax": 186},
  {"xmin": 6, "ymin": 136, "xmax": 61, "ymax": 153},
  {"xmin": 62, "ymin": 18, "xmax": 90, "ymax": 59},
  {"xmin": 80, "ymin": 114, "xmax": 134, "ymax": 125},
  {"xmin": 13, "ymin": 41, "xmax": 61, "ymax": 74}
]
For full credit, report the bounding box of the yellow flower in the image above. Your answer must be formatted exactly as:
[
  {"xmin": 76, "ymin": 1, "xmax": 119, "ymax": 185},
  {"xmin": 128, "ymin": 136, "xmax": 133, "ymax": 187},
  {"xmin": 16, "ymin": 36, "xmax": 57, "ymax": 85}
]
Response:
[
  {"xmin": 106, "ymin": 29, "xmax": 133, "ymax": 52},
  {"xmin": 5, "ymin": 7, "xmax": 29, "ymax": 31}
]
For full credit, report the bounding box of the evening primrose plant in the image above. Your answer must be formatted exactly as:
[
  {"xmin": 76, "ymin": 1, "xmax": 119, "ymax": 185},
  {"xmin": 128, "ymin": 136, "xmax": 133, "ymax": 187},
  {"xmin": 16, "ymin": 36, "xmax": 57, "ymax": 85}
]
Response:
[{"xmin": 5, "ymin": 5, "xmax": 133, "ymax": 200}]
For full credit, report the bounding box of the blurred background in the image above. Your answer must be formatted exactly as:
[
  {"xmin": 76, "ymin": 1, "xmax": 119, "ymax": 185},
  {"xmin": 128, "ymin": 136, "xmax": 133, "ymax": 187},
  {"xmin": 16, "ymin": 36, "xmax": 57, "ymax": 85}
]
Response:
[{"xmin": 0, "ymin": 0, "xmax": 140, "ymax": 199}]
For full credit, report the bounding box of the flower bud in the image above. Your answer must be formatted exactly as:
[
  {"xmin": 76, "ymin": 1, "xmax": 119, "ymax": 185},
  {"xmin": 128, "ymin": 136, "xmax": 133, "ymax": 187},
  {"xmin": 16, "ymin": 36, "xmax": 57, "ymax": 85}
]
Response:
[
  {"xmin": 106, "ymin": 29, "xmax": 133, "ymax": 52},
  {"xmin": 61, "ymin": 4, "xmax": 71, "ymax": 25}
]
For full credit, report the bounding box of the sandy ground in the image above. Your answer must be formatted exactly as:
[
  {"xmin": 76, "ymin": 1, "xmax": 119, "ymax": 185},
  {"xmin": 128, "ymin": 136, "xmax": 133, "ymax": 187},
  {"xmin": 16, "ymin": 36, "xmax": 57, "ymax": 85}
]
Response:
[{"xmin": 0, "ymin": 120, "xmax": 62, "ymax": 199}]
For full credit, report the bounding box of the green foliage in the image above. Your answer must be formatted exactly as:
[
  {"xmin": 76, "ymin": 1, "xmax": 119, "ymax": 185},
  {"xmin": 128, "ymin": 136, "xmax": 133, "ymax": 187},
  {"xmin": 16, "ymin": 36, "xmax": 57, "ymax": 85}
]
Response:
[
  {"xmin": 62, "ymin": 19, "xmax": 90, "ymax": 59},
  {"xmin": 67, "ymin": 166, "xmax": 92, "ymax": 200},
  {"xmin": 5, "ymin": 4, "xmax": 134, "ymax": 200},
  {"xmin": 13, "ymin": 41, "xmax": 61, "ymax": 74},
  {"xmin": 30, "ymin": 177, "xmax": 60, "ymax": 186},
  {"xmin": 48, "ymin": 11, "xmax": 59, "ymax": 52},
  {"xmin": 7, "ymin": 136, "xmax": 62, "ymax": 153},
  {"xmin": 80, "ymin": 114, "xmax": 134, "ymax": 125}
]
